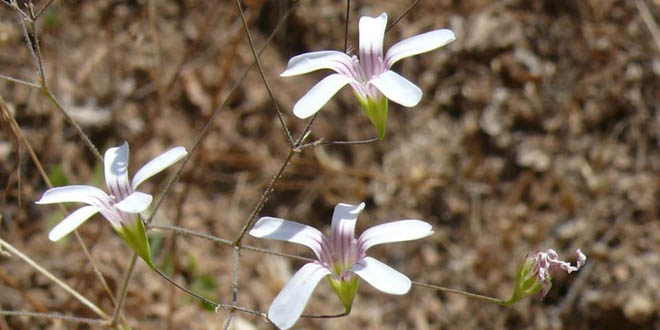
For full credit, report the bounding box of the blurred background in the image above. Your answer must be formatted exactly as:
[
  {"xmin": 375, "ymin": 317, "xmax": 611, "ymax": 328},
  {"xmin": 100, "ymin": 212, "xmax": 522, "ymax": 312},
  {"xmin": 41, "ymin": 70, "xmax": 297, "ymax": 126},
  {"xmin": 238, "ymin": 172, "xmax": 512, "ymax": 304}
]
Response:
[{"xmin": 1, "ymin": 0, "xmax": 659, "ymax": 329}]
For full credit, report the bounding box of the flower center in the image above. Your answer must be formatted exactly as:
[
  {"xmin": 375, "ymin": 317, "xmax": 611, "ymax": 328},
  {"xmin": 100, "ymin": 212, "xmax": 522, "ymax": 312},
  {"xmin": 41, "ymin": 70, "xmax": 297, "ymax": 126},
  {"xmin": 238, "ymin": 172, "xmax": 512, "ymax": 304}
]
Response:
[{"xmin": 320, "ymin": 235, "xmax": 364, "ymax": 281}]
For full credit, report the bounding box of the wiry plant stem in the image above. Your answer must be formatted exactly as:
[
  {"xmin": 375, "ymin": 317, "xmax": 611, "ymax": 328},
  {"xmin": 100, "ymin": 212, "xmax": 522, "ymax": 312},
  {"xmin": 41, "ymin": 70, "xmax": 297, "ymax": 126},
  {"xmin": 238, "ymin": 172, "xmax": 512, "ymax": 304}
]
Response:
[{"xmin": 0, "ymin": 237, "xmax": 110, "ymax": 320}]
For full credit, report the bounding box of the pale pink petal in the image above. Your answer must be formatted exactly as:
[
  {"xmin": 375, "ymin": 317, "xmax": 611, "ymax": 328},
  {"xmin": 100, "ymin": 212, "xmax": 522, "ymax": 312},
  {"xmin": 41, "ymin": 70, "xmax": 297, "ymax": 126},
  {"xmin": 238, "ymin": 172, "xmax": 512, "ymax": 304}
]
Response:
[
  {"xmin": 330, "ymin": 202, "xmax": 364, "ymax": 242},
  {"xmin": 292, "ymin": 74, "xmax": 352, "ymax": 118},
  {"xmin": 385, "ymin": 29, "xmax": 455, "ymax": 67},
  {"xmin": 281, "ymin": 51, "xmax": 354, "ymax": 77},
  {"xmin": 36, "ymin": 185, "xmax": 110, "ymax": 209},
  {"xmin": 359, "ymin": 220, "xmax": 433, "ymax": 251},
  {"xmin": 576, "ymin": 249, "xmax": 587, "ymax": 269},
  {"xmin": 104, "ymin": 142, "xmax": 131, "ymax": 196},
  {"xmin": 268, "ymin": 263, "xmax": 332, "ymax": 330},
  {"xmin": 249, "ymin": 217, "xmax": 325, "ymax": 258},
  {"xmin": 48, "ymin": 205, "xmax": 100, "ymax": 241},
  {"xmin": 114, "ymin": 192, "xmax": 153, "ymax": 213},
  {"xmin": 358, "ymin": 13, "xmax": 387, "ymax": 77},
  {"xmin": 351, "ymin": 256, "xmax": 411, "ymax": 295},
  {"xmin": 132, "ymin": 146, "xmax": 187, "ymax": 189},
  {"xmin": 370, "ymin": 70, "xmax": 422, "ymax": 107}
]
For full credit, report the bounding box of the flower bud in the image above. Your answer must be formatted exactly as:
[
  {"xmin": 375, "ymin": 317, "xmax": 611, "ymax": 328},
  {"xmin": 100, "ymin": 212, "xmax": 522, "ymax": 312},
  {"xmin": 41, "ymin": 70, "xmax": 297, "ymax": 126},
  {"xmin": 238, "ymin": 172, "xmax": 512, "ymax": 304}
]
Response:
[{"xmin": 506, "ymin": 249, "xmax": 586, "ymax": 305}]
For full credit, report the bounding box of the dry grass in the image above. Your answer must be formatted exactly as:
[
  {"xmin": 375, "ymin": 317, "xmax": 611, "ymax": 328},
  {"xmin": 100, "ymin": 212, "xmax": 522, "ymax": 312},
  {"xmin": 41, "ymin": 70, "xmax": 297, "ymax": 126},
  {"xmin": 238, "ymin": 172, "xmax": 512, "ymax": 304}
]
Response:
[{"xmin": 1, "ymin": 0, "xmax": 659, "ymax": 329}]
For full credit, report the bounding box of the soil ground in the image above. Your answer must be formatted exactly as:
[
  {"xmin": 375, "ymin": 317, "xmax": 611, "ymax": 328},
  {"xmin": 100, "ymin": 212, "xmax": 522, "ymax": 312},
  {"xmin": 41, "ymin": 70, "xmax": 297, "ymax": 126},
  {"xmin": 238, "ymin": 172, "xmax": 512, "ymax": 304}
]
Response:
[{"xmin": 1, "ymin": 0, "xmax": 659, "ymax": 329}]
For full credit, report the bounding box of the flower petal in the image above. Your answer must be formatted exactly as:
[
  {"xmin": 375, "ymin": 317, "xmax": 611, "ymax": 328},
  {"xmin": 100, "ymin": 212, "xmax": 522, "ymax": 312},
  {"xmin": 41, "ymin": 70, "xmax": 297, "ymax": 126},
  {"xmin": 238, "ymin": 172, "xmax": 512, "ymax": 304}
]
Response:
[
  {"xmin": 281, "ymin": 50, "xmax": 354, "ymax": 77},
  {"xmin": 250, "ymin": 217, "xmax": 325, "ymax": 258},
  {"xmin": 114, "ymin": 191, "xmax": 153, "ymax": 213},
  {"xmin": 359, "ymin": 220, "xmax": 433, "ymax": 251},
  {"xmin": 330, "ymin": 202, "xmax": 364, "ymax": 243},
  {"xmin": 268, "ymin": 263, "xmax": 332, "ymax": 330},
  {"xmin": 48, "ymin": 205, "xmax": 100, "ymax": 241},
  {"xmin": 385, "ymin": 29, "xmax": 455, "ymax": 67},
  {"xmin": 104, "ymin": 142, "xmax": 131, "ymax": 197},
  {"xmin": 358, "ymin": 13, "xmax": 387, "ymax": 77},
  {"xmin": 132, "ymin": 146, "xmax": 187, "ymax": 189},
  {"xmin": 370, "ymin": 70, "xmax": 422, "ymax": 107},
  {"xmin": 292, "ymin": 74, "xmax": 352, "ymax": 118},
  {"xmin": 36, "ymin": 185, "xmax": 110, "ymax": 209},
  {"xmin": 351, "ymin": 256, "xmax": 411, "ymax": 295}
]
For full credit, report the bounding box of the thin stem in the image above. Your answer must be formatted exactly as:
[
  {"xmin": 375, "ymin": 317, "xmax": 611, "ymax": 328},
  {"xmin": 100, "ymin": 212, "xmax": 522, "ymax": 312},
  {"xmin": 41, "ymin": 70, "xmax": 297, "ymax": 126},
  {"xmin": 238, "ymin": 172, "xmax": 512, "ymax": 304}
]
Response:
[
  {"xmin": 0, "ymin": 74, "xmax": 40, "ymax": 88},
  {"xmin": 150, "ymin": 224, "xmax": 314, "ymax": 263},
  {"xmin": 145, "ymin": 3, "xmax": 297, "ymax": 226},
  {"xmin": 73, "ymin": 231, "xmax": 117, "ymax": 307},
  {"xmin": 231, "ymin": 246, "xmax": 240, "ymax": 304},
  {"xmin": 343, "ymin": 0, "xmax": 350, "ymax": 53},
  {"xmin": 0, "ymin": 310, "xmax": 105, "ymax": 326},
  {"xmin": 152, "ymin": 267, "xmax": 233, "ymax": 311},
  {"xmin": 233, "ymin": 149, "xmax": 295, "ymax": 245},
  {"xmin": 386, "ymin": 0, "xmax": 420, "ymax": 32},
  {"xmin": 636, "ymin": 0, "xmax": 660, "ymax": 53},
  {"xmin": 110, "ymin": 253, "xmax": 138, "ymax": 327},
  {"xmin": 295, "ymin": 137, "xmax": 379, "ymax": 151},
  {"xmin": 293, "ymin": 113, "xmax": 319, "ymax": 147},
  {"xmin": 41, "ymin": 88, "xmax": 103, "ymax": 161},
  {"xmin": 0, "ymin": 237, "xmax": 110, "ymax": 320},
  {"xmin": 0, "ymin": 95, "xmax": 115, "ymax": 305},
  {"xmin": 224, "ymin": 247, "xmax": 240, "ymax": 330},
  {"xmin": 34, "ymin": 0, "xmax": 56, "ymax": 19},
  {"xmin": 14, "ymin": 6, "xmax": 102, "ymax": 162},
  {"xmin": 222, "ymin": 313, "xmax": 235, "ymax": 330},
  {"xmin": 411, "ymin": 281, "xmax": 508, "ymax": 306},
  {"xmin": 233, "ymin": 0, "xmax": 294, "ymax": 146},
  {"xmin": 301, "ymin": 310, "xmax": 349, "ymax": 319}
]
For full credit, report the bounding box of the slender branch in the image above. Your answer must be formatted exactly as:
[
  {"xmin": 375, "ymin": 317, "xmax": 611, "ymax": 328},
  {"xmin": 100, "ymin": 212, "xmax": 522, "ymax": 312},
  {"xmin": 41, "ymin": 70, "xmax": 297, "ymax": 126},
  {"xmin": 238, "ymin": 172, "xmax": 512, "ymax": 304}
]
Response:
[
  {"xmin": 150, "ymin": 224, "xmax": 314, "ymax": 263},
  {"xmin": 233, "ymin": 149, "xmax": 295, "ymax": 245},
  {"xmin": 294, "ymin": 137, "xmax": 379, "ymax": 151},
  {"xmin": 34, "ymin": 0, "xmax": 56, "ymax": 19},
  {"xmin": 222, "ymin": 313, "xmax": 235, "ymax": 330},
  {"xmin": 13, "ymin": 4, "xmax": 102, "ymax": 161},
  {"xmin": 0, "ymin": 310, "xmax": 105, "ymax": 326},
  {"xmin": 636, "ymin": 0, "xmax": 660, "ymax": 53},
  {"xmin": 73, "ymin": 231, "xmax": 117, "ymax": 307},
  {"xmin": 301, "ymin": 310, "xmax": 349, "ymax": 319},
  {"xmin": 41, "ymin": 88, "xmax": 103, "ymax": 161},
  {"xmin": 110, "ymin": 254, "xmax": 138, "ymax": 327},
  {"xmin": 145, "ymin": 3, "xmax": 297, "ymax": 227},
  {"xmin": 386, "ymin": 0, "xmax": 420, "ymax": 32},
  {"xmin": 231, "ymin": 246, "xmax": 240, "ymax": 304},
  {"xmin": 343, "ymin": 0, "xmax": 351, "ymax": 53},
  {"xmin": 0, "ymin": 74, "xmax": 40, "ymax": 88},
  {"xmin": 411, "ymin": 281, "xmax": 508, "ymax": 306},
  {"xmin": 0, "ymin": 94, "xmax": 115, "ymax": 305},
  {"xmin": 232, "ymin": 0, "xmax": 294, "ymax": 146},
  {"xmin": 0, "ymin": 237, "xmax": 110, "ymax": 320},
  {"xmin": 152, "ymin": 267, "xmax": 234, "ymax": 311}
]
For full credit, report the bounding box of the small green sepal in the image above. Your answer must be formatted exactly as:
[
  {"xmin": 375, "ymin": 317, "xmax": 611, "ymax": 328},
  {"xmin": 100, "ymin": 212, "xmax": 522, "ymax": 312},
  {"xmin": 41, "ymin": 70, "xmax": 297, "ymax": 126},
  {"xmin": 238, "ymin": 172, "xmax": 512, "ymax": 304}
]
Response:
[
  {"xmin": 358, "ymin": 96, "xmax": 388, "ymax": 140},
  {"xmin": 328, "ymin": 276, "xmax": 359, "ymax": 313},
  {"xmin": 504, "ymin": 257, "xmax": 544, "ymax": 305},
  {"xmin": 115, "ymin": 216, "xmax": 155, "ymax": 269}
]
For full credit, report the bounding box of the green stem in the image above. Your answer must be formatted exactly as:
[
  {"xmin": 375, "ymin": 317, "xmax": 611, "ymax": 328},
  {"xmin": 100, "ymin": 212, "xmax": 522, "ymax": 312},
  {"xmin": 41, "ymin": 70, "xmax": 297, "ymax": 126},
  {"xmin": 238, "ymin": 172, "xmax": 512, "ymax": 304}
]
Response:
[{"xmin": 412, "ymin": 281, "xmax": 508, "ymax": 306}]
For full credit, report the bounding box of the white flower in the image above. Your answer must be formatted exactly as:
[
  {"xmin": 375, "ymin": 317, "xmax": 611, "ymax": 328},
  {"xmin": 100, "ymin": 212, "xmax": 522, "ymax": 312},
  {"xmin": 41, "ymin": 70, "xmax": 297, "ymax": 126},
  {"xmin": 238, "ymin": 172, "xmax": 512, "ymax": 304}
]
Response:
[
  {"xmin": 281, "ymin": 12, "xmax": 455, "ymax": 138},
  {"xmin": 36, "ymin": 142, "xmax": 187, "ymax": 265},
  {"xmin": 250, "ymin": 202, "xmax": 433, "ymax": 329}
]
